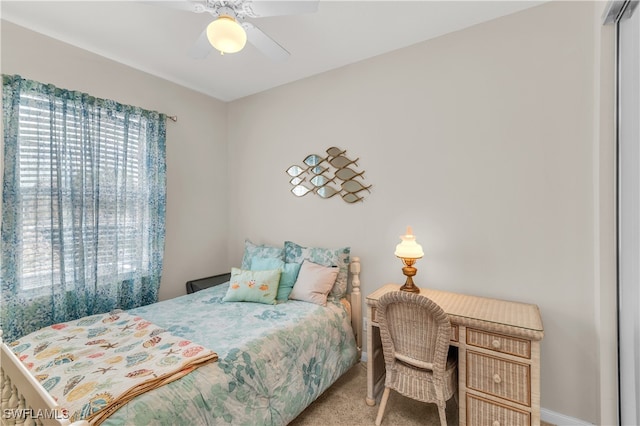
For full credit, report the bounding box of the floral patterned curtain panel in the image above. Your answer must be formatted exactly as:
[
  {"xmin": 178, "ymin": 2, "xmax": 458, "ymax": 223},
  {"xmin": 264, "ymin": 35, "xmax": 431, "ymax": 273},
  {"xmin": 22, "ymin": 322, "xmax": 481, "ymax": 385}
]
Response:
[{"xmin": 1, "ymin": 75, "xmax": 167, "ymax": 342}]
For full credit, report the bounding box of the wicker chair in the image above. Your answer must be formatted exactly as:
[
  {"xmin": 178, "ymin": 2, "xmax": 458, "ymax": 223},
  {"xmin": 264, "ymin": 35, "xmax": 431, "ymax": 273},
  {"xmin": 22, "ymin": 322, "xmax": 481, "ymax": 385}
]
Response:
[{"xmin": 374, "ymin": 291, "xmax": 457, "ymax": 426}]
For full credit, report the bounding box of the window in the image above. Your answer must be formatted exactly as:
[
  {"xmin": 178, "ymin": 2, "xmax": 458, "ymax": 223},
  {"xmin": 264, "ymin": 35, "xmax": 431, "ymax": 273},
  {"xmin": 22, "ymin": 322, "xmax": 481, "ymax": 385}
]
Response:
[
  {"xmin": 16, "ymin": 92, "xmax": 152, "ymax": 291},
  {"xmin": 2, "ymin": 75, "xmax": 166, "ymax": 342}
]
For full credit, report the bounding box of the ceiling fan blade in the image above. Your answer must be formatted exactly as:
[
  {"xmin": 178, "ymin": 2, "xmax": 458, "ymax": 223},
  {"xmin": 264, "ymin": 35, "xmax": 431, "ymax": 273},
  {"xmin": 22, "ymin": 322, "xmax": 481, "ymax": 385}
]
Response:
[
  {"xmin": 243, "ymin": 0, "xmax": 319, "ymax": 18},
  {"xmin": 144, "ymin": 1, "xmax": 208, "ymax": 14},
  {"xmin": 189, "ymin": 26, "xmax": 213, "ymax": 59},
  {"xmin": 242, "ymin": 22, "xmax": 290, "ymax": 61}
]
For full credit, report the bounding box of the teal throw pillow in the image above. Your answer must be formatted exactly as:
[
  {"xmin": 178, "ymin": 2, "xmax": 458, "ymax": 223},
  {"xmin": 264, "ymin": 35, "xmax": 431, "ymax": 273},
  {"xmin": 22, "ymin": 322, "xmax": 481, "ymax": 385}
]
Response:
[
  {"xmin": 251, "ymin": 257, "xmax": 301, "ymax": 301},
  {"xmin": 222, "ymin": 267, "xmax": 281, "ymax": 305},
  {"xmin": 241, "ymin": 239, "xmax": 284, "ymax": 269}
]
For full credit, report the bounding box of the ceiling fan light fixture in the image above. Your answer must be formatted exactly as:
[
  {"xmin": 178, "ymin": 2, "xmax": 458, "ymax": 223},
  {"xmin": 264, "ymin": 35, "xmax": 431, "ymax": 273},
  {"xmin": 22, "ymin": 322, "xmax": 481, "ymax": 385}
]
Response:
[{"xmin": 206, "ymin": 15, "xmax": 247, "ymax": 55}]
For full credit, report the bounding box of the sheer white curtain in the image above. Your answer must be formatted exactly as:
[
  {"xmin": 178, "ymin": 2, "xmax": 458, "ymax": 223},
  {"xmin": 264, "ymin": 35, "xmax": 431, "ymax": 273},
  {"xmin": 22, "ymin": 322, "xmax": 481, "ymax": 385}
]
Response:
[
  {"xmin": 1, "ymin": 75, "xmax": 167, "ymax": 342},
  {"xmin": 615, "ymin": 2, "xmax": 640, "ymax": 424}
]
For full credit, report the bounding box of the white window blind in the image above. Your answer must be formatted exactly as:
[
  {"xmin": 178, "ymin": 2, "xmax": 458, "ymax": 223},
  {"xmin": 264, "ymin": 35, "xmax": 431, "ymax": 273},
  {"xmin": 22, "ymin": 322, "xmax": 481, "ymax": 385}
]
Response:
[{"xmin": 17, "ymin": 92, "xmax": 150, "ymax": 291}]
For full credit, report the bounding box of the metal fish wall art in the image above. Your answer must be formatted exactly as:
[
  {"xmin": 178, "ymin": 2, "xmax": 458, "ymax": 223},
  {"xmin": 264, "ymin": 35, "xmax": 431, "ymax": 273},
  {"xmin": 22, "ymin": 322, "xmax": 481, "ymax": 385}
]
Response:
[{"xmin": 286, "ymin": 147, "xmax": 371, "ymax": 203}]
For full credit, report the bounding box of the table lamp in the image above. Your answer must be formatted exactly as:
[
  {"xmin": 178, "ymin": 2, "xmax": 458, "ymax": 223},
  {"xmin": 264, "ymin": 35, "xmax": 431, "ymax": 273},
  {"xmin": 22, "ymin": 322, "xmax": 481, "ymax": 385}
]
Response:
[{"xmin": 394, "ymin": 226, "xmax": 424, "ymax": 293}]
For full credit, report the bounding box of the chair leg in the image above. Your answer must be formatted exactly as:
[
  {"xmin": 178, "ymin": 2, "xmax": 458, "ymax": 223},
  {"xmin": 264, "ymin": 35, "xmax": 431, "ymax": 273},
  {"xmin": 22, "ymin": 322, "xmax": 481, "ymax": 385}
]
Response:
[
  {"xmin": 437, "ymin": 401, "xmax": 447, "ymax": 426},
  {"xmin": 375, "ymin": 387, "xmax": 391, "ymax": 426}
]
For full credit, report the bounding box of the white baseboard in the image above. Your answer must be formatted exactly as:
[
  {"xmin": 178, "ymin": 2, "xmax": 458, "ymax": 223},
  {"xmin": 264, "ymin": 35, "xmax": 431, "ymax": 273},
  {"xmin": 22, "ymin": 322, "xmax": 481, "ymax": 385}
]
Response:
[
  {"xmin": 361, "ymin": 351, "xmax": 593, "ymax": 426},
  {"xmin": 541, "ymin": 408, "xmax": 595, "ymax": 426}
]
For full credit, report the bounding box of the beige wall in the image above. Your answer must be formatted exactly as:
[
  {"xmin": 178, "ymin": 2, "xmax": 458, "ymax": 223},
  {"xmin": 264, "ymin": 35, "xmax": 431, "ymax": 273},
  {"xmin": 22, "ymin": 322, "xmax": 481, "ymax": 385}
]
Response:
[
  {"xmin": 0, "ymin": 0, "xmax": 617, "ymax": 423},
  {"xmin": 227, "ymin": 2, "xmax": 614, "ymax": 423},
  {"xmin": 1, "ymin": 21, "xmax": 230, "ymax": 302}
]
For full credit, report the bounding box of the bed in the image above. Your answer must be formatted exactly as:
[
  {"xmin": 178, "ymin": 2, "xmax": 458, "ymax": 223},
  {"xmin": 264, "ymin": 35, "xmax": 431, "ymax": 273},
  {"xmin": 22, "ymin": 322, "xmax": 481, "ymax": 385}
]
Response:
[{"xmin": 0, "ymin": 247, "xmax": 363, "ymax": 426}]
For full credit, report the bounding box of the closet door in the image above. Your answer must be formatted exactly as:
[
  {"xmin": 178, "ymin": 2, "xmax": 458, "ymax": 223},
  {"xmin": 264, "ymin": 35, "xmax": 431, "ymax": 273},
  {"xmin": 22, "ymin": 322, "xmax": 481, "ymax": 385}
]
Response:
[{"xmin": 617, "ymin": 2, "xmax": 640, "ymax": 425}]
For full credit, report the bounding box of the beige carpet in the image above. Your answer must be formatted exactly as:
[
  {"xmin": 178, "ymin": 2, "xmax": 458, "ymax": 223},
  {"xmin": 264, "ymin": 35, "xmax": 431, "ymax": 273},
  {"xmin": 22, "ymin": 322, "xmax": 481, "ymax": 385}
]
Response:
[
  {"xmin": 290, "ymin": 362, "xmax": 554, "ymax": 426},
  {"xmin": 290, "ymin": 362, "xmax": 458, "ymax": 426}
]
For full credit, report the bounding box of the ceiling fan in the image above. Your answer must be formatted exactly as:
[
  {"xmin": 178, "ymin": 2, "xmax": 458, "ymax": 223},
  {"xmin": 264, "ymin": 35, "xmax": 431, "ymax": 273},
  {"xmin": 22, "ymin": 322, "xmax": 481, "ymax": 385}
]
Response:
[{"xmin": 157, "ymin": 0, "xmax": 319, "ymax": 60}]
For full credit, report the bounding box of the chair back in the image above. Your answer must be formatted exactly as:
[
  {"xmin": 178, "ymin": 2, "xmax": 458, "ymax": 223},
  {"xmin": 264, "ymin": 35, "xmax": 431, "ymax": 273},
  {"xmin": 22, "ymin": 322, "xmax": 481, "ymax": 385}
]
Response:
[{"xmin": 377, "ymin": 291, "xmax": 451, "ymax": 374}]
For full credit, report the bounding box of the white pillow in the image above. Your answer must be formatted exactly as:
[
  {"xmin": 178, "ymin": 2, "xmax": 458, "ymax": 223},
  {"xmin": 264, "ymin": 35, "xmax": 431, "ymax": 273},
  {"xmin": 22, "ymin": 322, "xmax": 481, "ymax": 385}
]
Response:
[{"xmin": 288, "ymin": 260, "xmax": 339, "ymax": 306}]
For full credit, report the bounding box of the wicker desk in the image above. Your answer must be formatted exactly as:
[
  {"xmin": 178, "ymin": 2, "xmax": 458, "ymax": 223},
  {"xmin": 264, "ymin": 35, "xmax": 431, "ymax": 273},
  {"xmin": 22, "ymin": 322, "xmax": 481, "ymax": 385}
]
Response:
[{"xmin": 366, "ymin": 284, "xmax": 544, "ymax": 426}]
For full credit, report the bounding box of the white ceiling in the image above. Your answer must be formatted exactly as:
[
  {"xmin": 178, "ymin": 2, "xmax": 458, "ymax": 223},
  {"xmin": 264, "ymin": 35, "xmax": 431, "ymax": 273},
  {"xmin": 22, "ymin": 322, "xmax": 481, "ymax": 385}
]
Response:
[{"xmin": 1, "ymin": 1, "xmax": 544, "ymax": 102}]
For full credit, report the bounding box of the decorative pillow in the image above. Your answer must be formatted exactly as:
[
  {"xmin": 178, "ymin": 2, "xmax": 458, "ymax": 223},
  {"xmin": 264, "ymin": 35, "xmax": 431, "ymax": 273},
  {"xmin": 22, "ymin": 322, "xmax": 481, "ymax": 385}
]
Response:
[
  {"xmin": 288, "ymin": 260, "xmax": 339, "ymax": 306},
  {"xmin": 222, "ymin": 267, "xmax": 281, "ymax": 305},
  {"xmin": 250, "ymin": 257, "xmax": 301, "ymax": 301},
  {"xmin": 241, "ymin": 239, "xmax": 284, "ymax": 269},
  {"xmin": 284, "ymin": 241, "xmax": 350, "ymax": 299}
]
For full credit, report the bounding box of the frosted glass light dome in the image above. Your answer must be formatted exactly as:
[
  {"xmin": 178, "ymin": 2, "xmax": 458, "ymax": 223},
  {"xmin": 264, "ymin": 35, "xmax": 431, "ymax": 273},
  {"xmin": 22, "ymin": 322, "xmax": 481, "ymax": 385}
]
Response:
[
  {"xmin": 394, "ymin": 226, "xmax": 424, "ymax": 259},
  {"xmin": 207, "ymin": 16, "xmax": 247, "ymax": 54}
]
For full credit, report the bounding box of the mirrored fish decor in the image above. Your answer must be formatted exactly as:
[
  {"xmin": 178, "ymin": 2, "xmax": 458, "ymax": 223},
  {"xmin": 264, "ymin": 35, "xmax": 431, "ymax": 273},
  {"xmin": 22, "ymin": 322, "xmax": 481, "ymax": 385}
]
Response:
[
  {"xmin": 286, "ymin": 147, "xmax": 371, "ymax": 203},
  {"xmin": 326, "ymin": 147, "xmax": 346, "ymax": 157},
  {"xmin": 290, "ymin": 176, "xmax": 305, "ymax": 186},
  {"xmin": 342, "ymin": 180, "xmax": 372, "ymax": 194},
  {"xmin": 342, "ymin": 193, "xmax": 364, "ymax": 203},
  {"xmin": 310, "ymin": 175, "xmax": 335, "ymax": 187},
  {"xmin": 329, "ymin": 156, "xmax": 358, "ymax": 169},
  {"xmin": 291, "ymin": 185, "xmax": 313, "ymax": 197},
  {"xmin": 285, "ymin": 165, "xmax": 305, "ymax": 177},
  {"xmin": 335, "ymin": 168, "xmax": 365, "ymax": 181},
  {"xmin": 310, "ymin": 165, "xmax": 328, "ymax": 175},
  {"xmin": 303, "ymin": 154, "xmax": 325, "ymax": 167},
  {"xmin": 316, "ymin": 186, "xmax": 339, "ymax": 199}
]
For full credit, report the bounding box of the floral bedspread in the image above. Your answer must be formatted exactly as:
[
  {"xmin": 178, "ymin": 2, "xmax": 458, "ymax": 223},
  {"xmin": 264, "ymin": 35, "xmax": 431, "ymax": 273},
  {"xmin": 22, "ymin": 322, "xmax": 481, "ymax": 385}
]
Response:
[
  {"xmin": 86, "ymin": 283, "xmax": 356, "ymax": 425},
  {"xmin": 9, "ymin": 311, "xmax": 218, "ymax": 424}
]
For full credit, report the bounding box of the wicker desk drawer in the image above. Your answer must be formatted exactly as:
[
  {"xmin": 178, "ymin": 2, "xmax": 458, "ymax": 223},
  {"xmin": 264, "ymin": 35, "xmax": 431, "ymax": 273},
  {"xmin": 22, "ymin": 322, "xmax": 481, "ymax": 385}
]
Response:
[
  {"xmin": 467, "ymin": 328, "xmax": 531, "ymax": 359},
  {"xmin": 466, "ymin": 351, "xmax": 531, "ymax": 406},
  {"xmin": 451, "ymin": 324, "xmax": 459, "ymax": 342},
  {"xmin": 467, "ymin": 394, "xmax": 531, "ymax": 426}
]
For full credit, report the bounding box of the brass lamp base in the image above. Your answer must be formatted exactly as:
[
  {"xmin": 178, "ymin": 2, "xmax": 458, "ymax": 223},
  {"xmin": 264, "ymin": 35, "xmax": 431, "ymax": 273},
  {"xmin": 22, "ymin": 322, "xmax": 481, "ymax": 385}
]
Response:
[{"xmin": 399, "ymin": 259, "xmax": 421, "ymax": 293}]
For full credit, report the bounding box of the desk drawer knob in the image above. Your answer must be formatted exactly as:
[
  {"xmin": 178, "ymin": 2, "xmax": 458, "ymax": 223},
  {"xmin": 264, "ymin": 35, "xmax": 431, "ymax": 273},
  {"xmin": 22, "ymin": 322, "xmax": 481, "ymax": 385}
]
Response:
[
  {"xmin": 493, "ymin": 373, "xmax": 502, "ymax": 384},
  {"xmin": 492, "ymin": 421, "xmax": 500, "ymax": 426},
  {"xmin": 491, "ymin": 339, "xmax": 501, "ymax": 349}
]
